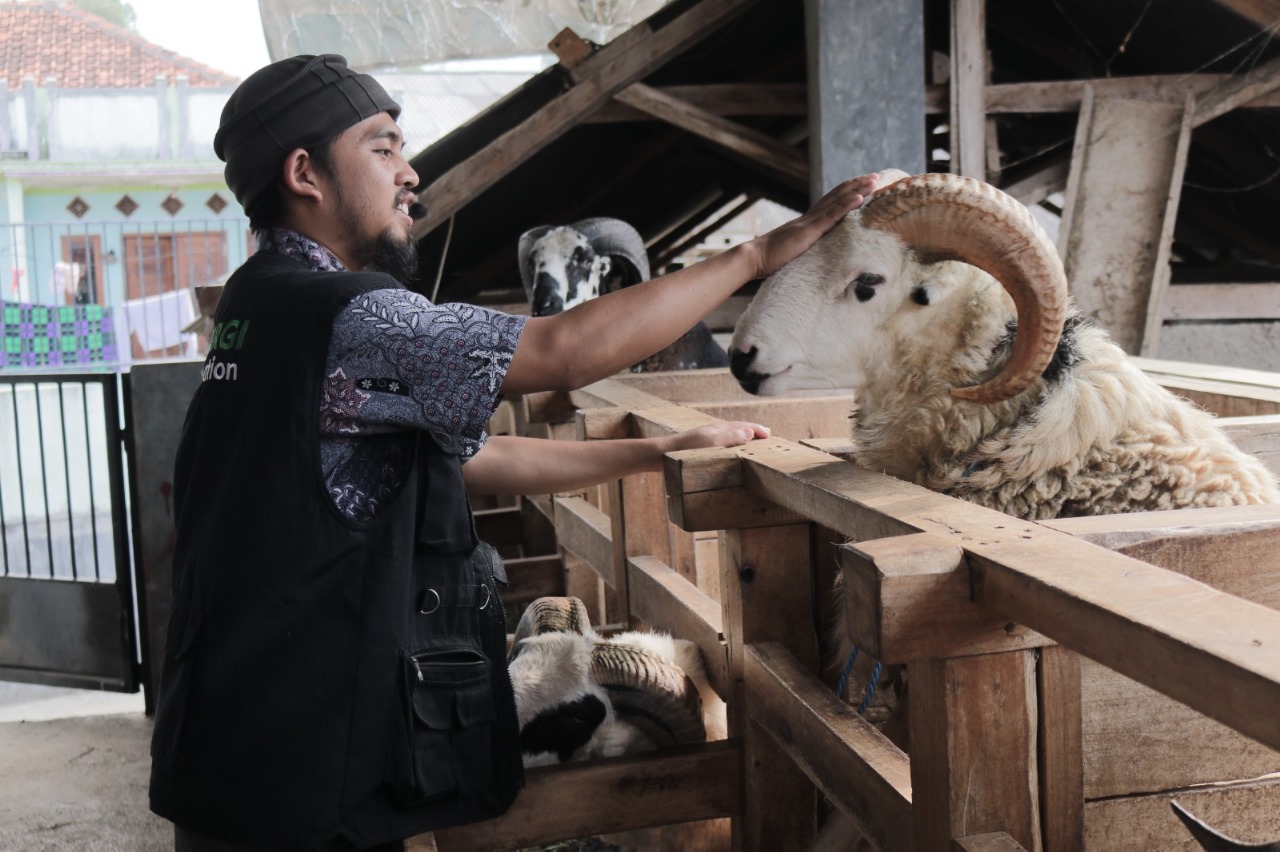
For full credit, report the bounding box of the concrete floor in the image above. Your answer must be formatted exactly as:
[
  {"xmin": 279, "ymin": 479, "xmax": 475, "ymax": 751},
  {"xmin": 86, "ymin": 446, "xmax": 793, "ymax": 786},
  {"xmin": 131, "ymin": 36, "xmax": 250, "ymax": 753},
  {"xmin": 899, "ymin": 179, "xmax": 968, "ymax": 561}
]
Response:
[{"xmin": 0, "ymin": 682, "xmax": 171, "ymax": 851}]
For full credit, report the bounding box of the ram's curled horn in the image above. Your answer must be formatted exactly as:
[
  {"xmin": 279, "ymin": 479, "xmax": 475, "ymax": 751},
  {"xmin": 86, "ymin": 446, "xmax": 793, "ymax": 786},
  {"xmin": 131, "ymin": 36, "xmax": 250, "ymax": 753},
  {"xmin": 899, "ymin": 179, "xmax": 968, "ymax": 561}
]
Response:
[
  {"xmin": 590, "ymin": 643, "xmax": 706, "ymax": 748},
  {"xmin": 860, "ymin": 172, "xmax": 1069, "ymax": 404},
  {"xmin": 512, "ymin": 596, "xmax": 595, "ymax": 650},
  {"xmin": 575, "ymin": 217, "xmax": 651, "ymax": 284},
  {"xmin": 1171, "ymin": 800, "xmax": 1280, "ymax": 852}
]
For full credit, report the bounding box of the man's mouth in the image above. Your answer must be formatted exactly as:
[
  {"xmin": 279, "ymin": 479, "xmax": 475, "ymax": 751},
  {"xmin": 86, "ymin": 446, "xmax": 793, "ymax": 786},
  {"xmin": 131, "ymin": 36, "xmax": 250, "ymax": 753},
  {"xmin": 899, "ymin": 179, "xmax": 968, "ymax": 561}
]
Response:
[{"xmin": 395, "ymin": 195, "xmax": 414, "ymax": 224}]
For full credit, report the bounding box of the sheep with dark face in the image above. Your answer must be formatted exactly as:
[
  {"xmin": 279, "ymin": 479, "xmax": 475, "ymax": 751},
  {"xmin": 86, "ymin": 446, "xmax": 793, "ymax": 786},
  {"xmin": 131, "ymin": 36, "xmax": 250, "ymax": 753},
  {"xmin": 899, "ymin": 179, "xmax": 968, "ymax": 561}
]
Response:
[
  {"xmin": 507, "ymin": 596, "xmax": 723, "ymax": 768},
  {"xmin": 730, "ymin": 170, "xmax": 1280, "ymax": 517},
  {"xmin": 518, "ymin": 218, "xmax": 730, "ymax": 372}
]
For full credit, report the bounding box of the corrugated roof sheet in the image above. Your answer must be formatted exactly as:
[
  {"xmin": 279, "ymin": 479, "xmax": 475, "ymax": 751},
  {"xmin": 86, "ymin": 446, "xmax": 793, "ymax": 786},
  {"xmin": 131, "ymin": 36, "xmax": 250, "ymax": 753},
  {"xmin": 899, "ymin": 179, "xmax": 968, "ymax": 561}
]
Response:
[{"xmin": 0, "ymin": 1, "xmax": 238, "ymax": 89}]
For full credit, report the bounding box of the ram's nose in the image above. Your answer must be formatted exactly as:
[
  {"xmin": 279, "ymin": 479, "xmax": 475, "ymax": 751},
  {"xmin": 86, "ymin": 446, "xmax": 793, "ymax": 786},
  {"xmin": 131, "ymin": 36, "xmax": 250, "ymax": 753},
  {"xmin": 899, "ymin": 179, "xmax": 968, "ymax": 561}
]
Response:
[{"xmin": 729, "ymin": 346, "xmax": 769, "ymax": 395}]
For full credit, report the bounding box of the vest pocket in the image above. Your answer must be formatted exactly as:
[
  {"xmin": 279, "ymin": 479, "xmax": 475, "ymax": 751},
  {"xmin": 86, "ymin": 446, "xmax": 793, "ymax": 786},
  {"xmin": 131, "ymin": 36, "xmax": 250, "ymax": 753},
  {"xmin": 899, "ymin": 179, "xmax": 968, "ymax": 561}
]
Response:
[{"xmin": 394, "ymin": 645, "xmax": 497, "ymax": 804}]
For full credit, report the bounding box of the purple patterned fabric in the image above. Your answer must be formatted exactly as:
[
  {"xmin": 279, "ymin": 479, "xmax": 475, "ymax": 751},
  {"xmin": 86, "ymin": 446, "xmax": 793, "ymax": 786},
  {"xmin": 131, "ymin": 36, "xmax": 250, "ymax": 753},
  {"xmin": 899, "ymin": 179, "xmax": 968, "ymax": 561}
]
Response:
[{"xmin": 259, "ymin": 229, "xmax": 526, "ymax": 523}]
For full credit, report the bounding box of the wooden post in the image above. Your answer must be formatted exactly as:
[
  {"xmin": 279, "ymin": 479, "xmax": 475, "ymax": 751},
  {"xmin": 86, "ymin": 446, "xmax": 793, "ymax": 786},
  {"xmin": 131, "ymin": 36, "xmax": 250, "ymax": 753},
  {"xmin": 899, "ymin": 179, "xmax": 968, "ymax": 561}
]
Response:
[
  {"xmin": 909, "ymin": 651, "xmax": 1042, "ymax": 852},
  {"xmin": 950, "ymin": 0, "xmax": 987, "ymax": 180},
  {"xmin": 721, "ymin": 524, "xmax": 819, "ymax": 850},
  {"xmin": 803, "ymin": 0, "xmax": 925, "ymax": 197},
  {"xmin": 1038, "ymin": 646, "xmax": 1084, "ymax": 852}
]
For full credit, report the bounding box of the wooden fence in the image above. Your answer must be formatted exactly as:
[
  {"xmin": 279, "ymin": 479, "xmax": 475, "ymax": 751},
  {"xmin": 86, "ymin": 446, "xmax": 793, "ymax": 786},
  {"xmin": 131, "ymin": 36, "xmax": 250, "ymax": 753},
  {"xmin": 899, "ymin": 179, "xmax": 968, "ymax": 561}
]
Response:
[{"xmin": 425, "ymin": 361, "xmax": 1280, "ymax": 852}]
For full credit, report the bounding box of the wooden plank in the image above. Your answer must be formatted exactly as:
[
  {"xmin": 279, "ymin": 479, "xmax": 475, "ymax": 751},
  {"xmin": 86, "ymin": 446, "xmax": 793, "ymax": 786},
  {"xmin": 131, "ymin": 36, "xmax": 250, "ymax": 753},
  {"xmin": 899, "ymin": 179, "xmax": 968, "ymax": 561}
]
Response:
[
  {"xmin": 1191, "ymin": 53, "xmax": 1280, "ymax": 126},
  {"xmin": 690, "ymin": 397, "xmax": 853, "ymax": 442},
  {"xmin": 841, "ymin": 534, "xmax": 1050, "ymax": 664},
  {"xmin": 430, "ymin": 741, "xmax": 741, "ymax": 852},
  {"xmin": 1059, "ymin": 89, "xmax": 1191, "ymax": 354},
  {"xmin": 1083, "ymin": 776, "xmax": 1280, "ymax": 852},
  {"xmin": 950, "ymin": 0, "xmax": 987, "ymax": 180},
  {"xmin": 968, "ymin": 534, "xmax": 1280, "ymax": 753},
  {"xmin": 473, "ymin": 505, "xmax": 526, "ymax": 550},
  {"xmin": 586, "ymin": 83, "xmax": 808, "ymax": 123},
  {"xmin": 1038, "ymin": 646, "xmax": 1084, "ymax": 852},
  {"xmin": 722, "ymin": 525, "xmax": 819, "ymax": 850},
  {"xmin": 613, "ymin": 83, "xmax": 808, "ymax": 189},
  {"xmin": 1134, "ymin": 357, "xmax": 1280, "ymax": 416},
  {"xmin": 979, "ymin": 75, "xmax": 1280, "ymax": 114},
  {"xmin": 745, "ymin": 642, "xmax": 913, "ymax": 852},
  {"xmin": 552, "ymin": 496, "xmax": 616, "ymax": 586},
  {"xmin": 955, "ymin": 834, "xmax": 1029, "ymax": 852},
  {"xmin": 411, "ymin": 0, "xmax": 766, "ymax": 238},
  {"xmin": 627, "ymin": 554, "xmax": 730, "ymax": 698},
  {"xmin": 1164, "ymin": 283, "xmax": 1280, "ymax": 321},
  {"xmin": 612, "ymin": 367, "xmax": 757, "ymax": 403},
  {"xmin": 1207, "ymin": 0, "xmax": 1280, "ymax": 28},
  {"xmin": 909, "ymin": 652, "xmax": 1041, "ymax": 852},
  {"xmin": 500, "ymin": 555, "xmax": 564, "ymax": 604},
  {"xmin": 1079, "ymin": 658, "xmax": 1280, "ymax": 800},
  {"xmin": 1221, "ymin": 414, "xmax": 1280, "ymax": 475}
]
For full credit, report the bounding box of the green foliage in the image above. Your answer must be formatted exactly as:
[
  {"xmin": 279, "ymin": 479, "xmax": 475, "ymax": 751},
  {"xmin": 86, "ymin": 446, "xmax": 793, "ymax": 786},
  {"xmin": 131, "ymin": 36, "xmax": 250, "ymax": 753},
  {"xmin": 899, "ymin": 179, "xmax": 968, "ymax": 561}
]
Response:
[{"xmin": 73, "ymin": 0, "xmax": 138, "ymax": 30}]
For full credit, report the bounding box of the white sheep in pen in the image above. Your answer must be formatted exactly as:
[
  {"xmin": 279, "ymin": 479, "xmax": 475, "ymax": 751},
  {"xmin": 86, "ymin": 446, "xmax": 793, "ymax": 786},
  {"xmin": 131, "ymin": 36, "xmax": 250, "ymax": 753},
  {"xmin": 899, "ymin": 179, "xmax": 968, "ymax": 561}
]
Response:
[
  {"xmin": 727, "ymin": 170, "xmax": 1280, "ymax": 851},
  {"xmin": 729, "ymin": 169, "xmax": 1279, "ymax": 517}
]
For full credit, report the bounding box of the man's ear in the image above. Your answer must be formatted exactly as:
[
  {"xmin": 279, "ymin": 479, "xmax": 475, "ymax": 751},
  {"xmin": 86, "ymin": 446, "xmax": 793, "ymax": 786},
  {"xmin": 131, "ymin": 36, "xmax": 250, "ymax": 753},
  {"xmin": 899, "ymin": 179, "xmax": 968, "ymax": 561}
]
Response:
[{"xmin": 281, "ymin": 148, "xmax": 325, "ymax": 203}]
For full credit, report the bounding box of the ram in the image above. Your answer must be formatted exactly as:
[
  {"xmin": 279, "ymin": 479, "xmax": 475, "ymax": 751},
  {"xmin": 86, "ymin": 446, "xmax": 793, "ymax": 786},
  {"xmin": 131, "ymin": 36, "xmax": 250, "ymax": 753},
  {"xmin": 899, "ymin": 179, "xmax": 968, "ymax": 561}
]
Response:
[
  {"xmin": 728, "ymin": 170, "xmax": 1280, "ymax": 851},
  {"xmin": 729, "ymin": 170, "xmax": 1279, "ymax": 518},
  {"xmin": 518, "ymin": 217, "xmax": 729, "ymax": 371}
]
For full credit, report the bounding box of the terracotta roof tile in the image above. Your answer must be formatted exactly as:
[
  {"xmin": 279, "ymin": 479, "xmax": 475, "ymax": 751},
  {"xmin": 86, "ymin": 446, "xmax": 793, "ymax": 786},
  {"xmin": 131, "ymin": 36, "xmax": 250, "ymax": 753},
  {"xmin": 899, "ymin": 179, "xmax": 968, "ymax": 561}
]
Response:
[{"xmin": 0, "ymin": 1, "xmax": 239, "ymax": 89}]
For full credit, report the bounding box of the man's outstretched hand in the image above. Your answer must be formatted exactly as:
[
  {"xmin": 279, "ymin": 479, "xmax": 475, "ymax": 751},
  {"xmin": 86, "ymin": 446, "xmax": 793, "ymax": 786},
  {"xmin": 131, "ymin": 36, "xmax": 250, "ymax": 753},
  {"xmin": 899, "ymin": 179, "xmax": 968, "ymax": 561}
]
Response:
[{"xmin": 745, "ymin": 173, "xmax": 882, "ymax": 280}]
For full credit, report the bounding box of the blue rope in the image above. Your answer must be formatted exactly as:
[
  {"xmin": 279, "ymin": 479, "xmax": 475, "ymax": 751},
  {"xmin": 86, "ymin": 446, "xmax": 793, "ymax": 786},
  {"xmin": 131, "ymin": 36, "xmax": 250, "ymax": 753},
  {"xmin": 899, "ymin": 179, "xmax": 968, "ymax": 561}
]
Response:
[
  {"xmin": 835, "ymin": 644, "xmax": 859, "ymax": 699},
  {"xmin": 857, "ymin": 659, "xmax": 883, "ymax": 716}
]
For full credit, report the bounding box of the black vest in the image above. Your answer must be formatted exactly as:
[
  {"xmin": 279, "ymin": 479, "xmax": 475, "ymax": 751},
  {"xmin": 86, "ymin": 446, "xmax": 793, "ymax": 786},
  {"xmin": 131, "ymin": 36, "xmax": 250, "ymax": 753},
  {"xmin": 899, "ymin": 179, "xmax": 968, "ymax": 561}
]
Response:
[{"xmin": 150, "ymin": 252, "xmax": 523, "ymax": 849}]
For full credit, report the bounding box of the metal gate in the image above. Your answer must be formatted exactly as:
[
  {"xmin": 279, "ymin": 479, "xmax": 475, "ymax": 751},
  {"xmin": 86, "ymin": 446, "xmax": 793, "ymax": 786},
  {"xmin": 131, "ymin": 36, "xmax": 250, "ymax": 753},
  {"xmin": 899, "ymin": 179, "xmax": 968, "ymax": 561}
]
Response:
[{"xmin": 0, "ymin": 372, "xmax": 140, "ymax": 692}]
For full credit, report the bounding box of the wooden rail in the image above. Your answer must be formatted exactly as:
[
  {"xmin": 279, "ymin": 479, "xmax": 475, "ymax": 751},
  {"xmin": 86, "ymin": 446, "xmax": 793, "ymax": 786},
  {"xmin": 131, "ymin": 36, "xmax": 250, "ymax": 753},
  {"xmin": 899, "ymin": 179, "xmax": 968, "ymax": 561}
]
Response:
[{"xmin": 434, "ymin": 365, "xmax": 1280, "ymax": 851}]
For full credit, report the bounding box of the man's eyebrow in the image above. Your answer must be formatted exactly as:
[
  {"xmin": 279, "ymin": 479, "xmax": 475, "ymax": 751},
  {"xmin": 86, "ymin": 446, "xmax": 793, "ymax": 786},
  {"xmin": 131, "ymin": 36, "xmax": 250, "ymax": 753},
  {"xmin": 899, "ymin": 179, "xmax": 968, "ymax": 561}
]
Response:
[{"xmin": 367, "ymin": 127, "xmax": 406, "ymax": 149}]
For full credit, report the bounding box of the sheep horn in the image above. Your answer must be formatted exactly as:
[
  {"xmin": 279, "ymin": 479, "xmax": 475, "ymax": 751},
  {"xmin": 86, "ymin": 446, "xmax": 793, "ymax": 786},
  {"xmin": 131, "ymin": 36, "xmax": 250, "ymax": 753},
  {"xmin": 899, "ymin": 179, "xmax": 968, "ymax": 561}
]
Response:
[
  {"xmin": 860, "ymin": 172, "xmax": 1068, "ymax": 404},
  {"xmin": 512, "ymin": 596, "xmax": 595, "ymax": 648},
  {"xmin": 590, "ymin": 642, "xmax": 706, "ymax": 748},
  {"xmin": 516, "ymin": 224, "xmax": 557, "ymax": 301},
  {"xmin": 575, "ymin": 217, "xmax": 651, "ymax": 288}
]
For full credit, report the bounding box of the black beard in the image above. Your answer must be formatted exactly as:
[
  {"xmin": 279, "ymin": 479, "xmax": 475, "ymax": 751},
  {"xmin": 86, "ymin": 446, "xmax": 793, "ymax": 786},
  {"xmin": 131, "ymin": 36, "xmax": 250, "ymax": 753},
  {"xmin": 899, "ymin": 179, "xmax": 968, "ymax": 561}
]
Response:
[{"xmin": 364, "ymin": 228, "xmax": 419, "ymax": 285}]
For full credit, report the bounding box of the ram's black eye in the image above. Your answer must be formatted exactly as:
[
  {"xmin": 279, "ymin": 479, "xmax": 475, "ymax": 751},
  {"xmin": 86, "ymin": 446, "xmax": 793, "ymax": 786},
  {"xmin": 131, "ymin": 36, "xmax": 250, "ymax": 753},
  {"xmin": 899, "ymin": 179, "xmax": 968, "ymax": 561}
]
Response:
[
  {"xmin": 850, "ymin": 272, "xmax": 884, "ymax": 302},
  {"xmin": 911, "ymin": 287, "xmax": 930, "ymax": 306}
]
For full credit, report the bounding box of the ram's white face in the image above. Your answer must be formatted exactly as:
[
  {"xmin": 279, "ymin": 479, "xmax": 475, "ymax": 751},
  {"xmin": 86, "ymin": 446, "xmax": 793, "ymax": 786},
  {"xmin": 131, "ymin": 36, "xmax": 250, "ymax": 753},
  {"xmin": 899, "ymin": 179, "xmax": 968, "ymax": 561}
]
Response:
[
  {"xmin": 730, "ymin": 219, "xmax": 923, "ymax": 396},
  {"xmin": 523, "ymin": 227, "xmax": 612, "ymax": 317}
]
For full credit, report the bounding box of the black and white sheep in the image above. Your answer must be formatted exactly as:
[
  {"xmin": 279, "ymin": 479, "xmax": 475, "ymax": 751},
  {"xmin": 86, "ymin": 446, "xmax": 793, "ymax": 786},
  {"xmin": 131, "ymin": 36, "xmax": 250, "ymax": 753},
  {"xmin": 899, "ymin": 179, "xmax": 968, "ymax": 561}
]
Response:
[
  {"xmin": 729, "ymin": 170, "xmax": 1280, "ymax": 517},
  {"xmin": 518, "ymin": 218, "xmax": 730, "ymax": 372},
  {"xmin": 507, "ymin": 596, "xmax": 724, "ymax": 768}
]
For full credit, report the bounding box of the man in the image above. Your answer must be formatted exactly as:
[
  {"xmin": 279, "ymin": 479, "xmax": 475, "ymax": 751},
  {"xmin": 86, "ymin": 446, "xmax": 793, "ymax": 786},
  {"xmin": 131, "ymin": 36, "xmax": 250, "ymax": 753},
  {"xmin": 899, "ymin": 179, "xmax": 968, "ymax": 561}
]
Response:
[{"xmin": 150, "ymin": 54, "xmax": 877, "ymax": 851}]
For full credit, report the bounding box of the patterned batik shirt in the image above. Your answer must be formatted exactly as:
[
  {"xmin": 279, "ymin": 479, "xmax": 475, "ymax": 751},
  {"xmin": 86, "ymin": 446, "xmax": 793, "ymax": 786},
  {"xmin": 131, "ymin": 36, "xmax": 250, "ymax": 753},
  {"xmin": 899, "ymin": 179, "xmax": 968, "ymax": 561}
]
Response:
[{"xmin": 258, "ymin": 228, "xmax": 527, "ymax": 523}]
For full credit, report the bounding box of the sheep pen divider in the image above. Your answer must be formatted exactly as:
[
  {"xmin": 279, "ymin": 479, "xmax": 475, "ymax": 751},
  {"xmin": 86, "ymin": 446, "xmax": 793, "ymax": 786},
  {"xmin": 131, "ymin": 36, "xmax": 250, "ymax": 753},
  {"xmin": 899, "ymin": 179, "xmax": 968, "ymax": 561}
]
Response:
[{"xmin": 426, "ymin": 365, "xmax": 1280, "ymax": 852}]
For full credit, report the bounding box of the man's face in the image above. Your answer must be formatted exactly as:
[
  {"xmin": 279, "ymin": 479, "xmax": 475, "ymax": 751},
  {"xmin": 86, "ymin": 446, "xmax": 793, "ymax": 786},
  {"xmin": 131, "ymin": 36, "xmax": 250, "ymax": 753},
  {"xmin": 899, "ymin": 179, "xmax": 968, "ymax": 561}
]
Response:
[{"xmin": 322, "ymin": 112, "xmax": 421, "ymax": 282}]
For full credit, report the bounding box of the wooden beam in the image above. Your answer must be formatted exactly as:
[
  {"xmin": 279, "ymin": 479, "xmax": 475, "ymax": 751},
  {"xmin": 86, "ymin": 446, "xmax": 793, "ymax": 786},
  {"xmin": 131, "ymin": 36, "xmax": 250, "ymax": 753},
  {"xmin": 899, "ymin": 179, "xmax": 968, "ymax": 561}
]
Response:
[
  {"xmin": 745, "ymin": 642, "xmax": 913, "ymax": 852},
  {"xmin": 500, "ymin": 555, "xmax": 564, "ymax": 604},
  {"xmin": 1038, "ymin": 646, "xmax": 1084, "ymax": 852},
  {"xmin": 627, "ymin": 554, "xmax": 730, "ymax": 697},
  {"xmin": 955, "ymin": 834, "xmax": 1030, "ymax": 852},
  {"xmin": 1207, "ymin": 0, "xmax": 1280, "ymax": 27},
  {"xmin": 973, "ymin": 75, "xmax": 1280, "ymax": 114},
  {"xmin": 909, "ymin": 651, "xmax": 1041, "ymax": 852},
  {"xmin": 1164, "ymin": 283, "xmax": 1280, "ymax": 321},
  {"xmin": 717, "ymin": 439, "xmax": 1280, "ymax": 751},
  {"xmin": 949, "ymin": 0, "xmax": 988, "ymax": 180},
  {"xmin": 613, "ymin": 83, "xmax": 809, "ymax": 190},
  {"xmin": 1083, "ymin": 775, "xmax": 1280, "ymax": 851},
  {"xmin": 585, "ymin": 83, "xmax": 808, "ymax": 123},
  {"xmin": 1059, "ymin": 88, "xmax": 1192, "ymax": 354},
  {"xmin": 1134, "ymin": 356, "xmax": 1280, "ymax": 416},
  {"xmin": 1192, "ymin": 53, "xmax": 1280, "ymax": 126},
  {"xmin": 429, "ymin": 742, "xmax": 740, "ymax": 851},
  {"xmin": 411, "ymin": 0, "xmax": 766, "ymax": 238},
  {"xmin": 552, "ymin": 496, "xmax": 616, "ymax": 586},
  {"xmin": 840, "ymin": 533, "xmax": 1049, "ymax": 664}
]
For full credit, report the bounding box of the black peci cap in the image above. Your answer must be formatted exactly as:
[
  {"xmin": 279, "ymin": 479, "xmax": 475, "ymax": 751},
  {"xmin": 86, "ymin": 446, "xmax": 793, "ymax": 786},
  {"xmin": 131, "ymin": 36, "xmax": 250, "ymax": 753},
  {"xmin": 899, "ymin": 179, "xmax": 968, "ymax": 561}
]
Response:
[{"xmin": 214, "ymin": 54, "xmax": 401, "ymax": 215}]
